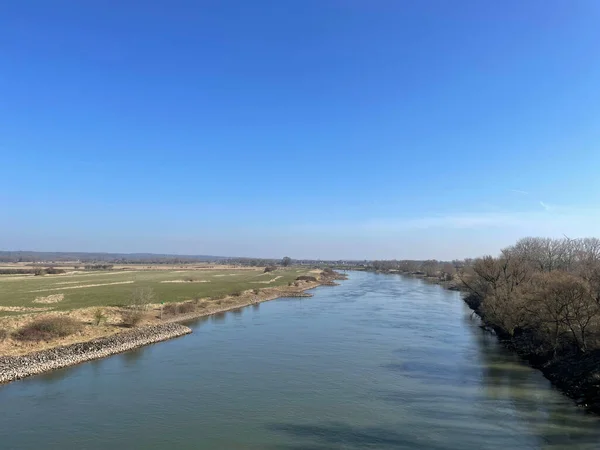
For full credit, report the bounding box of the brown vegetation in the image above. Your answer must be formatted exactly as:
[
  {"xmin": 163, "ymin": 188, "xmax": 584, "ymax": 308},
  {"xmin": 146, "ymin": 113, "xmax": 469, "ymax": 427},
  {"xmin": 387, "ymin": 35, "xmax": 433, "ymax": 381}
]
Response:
[
  {"xmin": 460, "ymin": 237, "xmax": 600, "ymax": 355},
  {"xmin": 297, "ymin": 275, "xmax": 318, "ymax": 282},
  {"xmin": 456, "ymin": 237, "xmax": 600, "ymax": 412},
  {"xmin": 93, "ymin": 308, "xmax": 107, "ymax": 326},
  {"xmin": 120, "ymin": 287, "xmax": 154, "ymax": 327},
  {"xmin": 13, "ymin": 316, "xmax": 83, "ymax": 342},
  {"xmin": 367, "ymin": 242, "xmax": 600, "ymax": 411},
  {"xmin": 163, "ymin": 301, "xmax": 196, "ymax": 316}
]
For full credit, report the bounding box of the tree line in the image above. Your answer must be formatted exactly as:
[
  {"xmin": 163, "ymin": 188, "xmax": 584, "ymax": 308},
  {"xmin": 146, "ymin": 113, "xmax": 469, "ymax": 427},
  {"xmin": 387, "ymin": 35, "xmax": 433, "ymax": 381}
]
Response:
[
  {"xmin": 460, "ymin": 237, "xmax": 600, "ymax": 355},
  {"xmin": 369, "ymin": 259, "xmax": 462, "ymax": 281}
]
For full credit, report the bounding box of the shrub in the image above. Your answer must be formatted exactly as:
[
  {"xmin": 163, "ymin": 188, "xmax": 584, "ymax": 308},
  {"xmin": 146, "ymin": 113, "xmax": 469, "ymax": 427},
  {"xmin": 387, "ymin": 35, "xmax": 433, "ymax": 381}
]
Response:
[
  {"xmin": 164, "ymin": 303, "xmax": 179, "ymax": 315},
  {"xmin": 121, "ymin": 309, "xmax": 145, "ymax": 327},
  {"xmin": 131, "ymin": 286, "xmax": 156, "ymax": 306},
  {"xmin": 231, "ymin": 291, "xmax": 242, "ymax": 297},
  {"xmin": 0, "ymin": 269, "xmax": 37, "ymax": 275},
  {"xmin": 121, "ymin": 287, "xmax": 153, "ymax": 326},
  {"xmin": 296, "ymin": 276, "xmax": 317, "ymax": 282},
  {"xmin": 0, "ymin": 328, "xmax": 8, "ymax": 342},
  {"xmin": 178, "ymin": 302, "xmax": 196, "ymax": 314},
  {"xmin": 14, "ymin": 316, "xmax": 83, "ymax": 341},
  {"xmin": 252, "ymin": 288, "xmax": 260, "ymax": 295},
  {"xmin": 93, "ymin": 308, "xmax": 107, "ymax": 326},
  {"xmin": 264, "ymin": 266, "xmax": 277, "ymax": 273}
]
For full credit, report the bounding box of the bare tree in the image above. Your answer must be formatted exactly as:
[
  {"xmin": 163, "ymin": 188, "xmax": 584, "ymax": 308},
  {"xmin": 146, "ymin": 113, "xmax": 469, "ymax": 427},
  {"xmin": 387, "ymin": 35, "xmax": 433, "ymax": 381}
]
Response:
[
  {"xmin": 421, "ymin": 260, "xmax": 439, "ymax": 277},
  {"xmin": 524, "ymin": 272, "xmax": 572, "ymax": 355},
  {"xmin": 441, "ymin": 263, "xmax": 456, "ymax": 281},
  {"xmin": 122, "ymin": 287, "xmax": 155, "ymax": 327},
  {"xmin": 470, "ymin": 253, "xmax": 532, "ymax": 336}
]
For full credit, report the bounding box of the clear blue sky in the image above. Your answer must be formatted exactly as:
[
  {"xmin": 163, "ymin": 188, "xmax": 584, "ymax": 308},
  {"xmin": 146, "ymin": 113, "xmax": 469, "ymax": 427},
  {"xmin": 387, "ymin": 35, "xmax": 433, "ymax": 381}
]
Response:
[{"xmin": 2, "ymin": 1, "xmax": 599, "ymax": 260}]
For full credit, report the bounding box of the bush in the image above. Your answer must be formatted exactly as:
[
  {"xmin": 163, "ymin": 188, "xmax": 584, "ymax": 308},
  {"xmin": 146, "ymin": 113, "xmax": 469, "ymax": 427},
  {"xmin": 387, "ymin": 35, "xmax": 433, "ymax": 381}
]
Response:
[
  {"xmin": 0, "ymin": 328, "xmax": 8, "ymax": 342},
  {"xmin": 121, "ymin": 309, "xmax": 145, "ymax": 327},
  {"xmin": 264, "ymin": 266, "xmax": 277, "ymax": 273},
  {"xmin": 163, "ymin": 303, "xmax": 179, "ymax": 315},
  {"xmin": 252, "ymin": 288, "xmax": 260, "ymax": 295},
  {"xmin": 231, "ymin": 291, "xmax": 242, "ymax": 297},
  {"xmin": 178, "ymin": 302, "xmax": 195, "ymax": 314},
  {"xmin": 14, "ymin": 316, "xmax": 83, "ymax": 342},
  {"xmin": 121, "ymin": 287, "xmax": 153, "ymax": 326},
  {"xmin": 296, "ymin": 276, "xmax": 317, "ymax": 282},
  {"xmin": 93, "ymin": 308, "xmax": 107, "ymax": 326},
  {"xmin": 0, "ymin": 269, "xmax": 37, "ymax": 275},
  {"xmin": 130, "ymin": 286, "xmax": 156, "ymax": 306}
]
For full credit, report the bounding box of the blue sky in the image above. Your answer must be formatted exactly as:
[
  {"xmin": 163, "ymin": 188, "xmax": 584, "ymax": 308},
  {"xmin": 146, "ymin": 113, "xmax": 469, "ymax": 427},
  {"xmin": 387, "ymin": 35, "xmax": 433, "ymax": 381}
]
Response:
[{"xmin": 1, "ymin": 1, "xmax": 599, "ymax": 260}]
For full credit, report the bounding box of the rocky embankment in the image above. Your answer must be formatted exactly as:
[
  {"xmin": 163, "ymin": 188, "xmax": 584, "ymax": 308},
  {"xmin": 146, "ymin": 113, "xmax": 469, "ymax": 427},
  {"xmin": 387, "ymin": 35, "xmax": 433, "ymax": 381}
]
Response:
[{"xmin": 0, "ymin": 323, "xmax": 191, "ymax": 384}]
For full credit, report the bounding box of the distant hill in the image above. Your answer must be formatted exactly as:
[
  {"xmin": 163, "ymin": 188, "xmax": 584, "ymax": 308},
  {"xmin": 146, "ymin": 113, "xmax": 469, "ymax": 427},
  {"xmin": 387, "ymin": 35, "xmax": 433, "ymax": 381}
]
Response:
[{"xmin": 0, "ymin": 251, "xmax": 229, "ymax": 263}]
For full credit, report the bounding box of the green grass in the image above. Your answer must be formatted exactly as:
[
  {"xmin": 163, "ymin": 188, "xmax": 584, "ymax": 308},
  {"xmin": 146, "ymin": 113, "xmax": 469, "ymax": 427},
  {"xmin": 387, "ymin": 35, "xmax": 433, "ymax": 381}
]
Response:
[{"xmin": 0, "ymin": 267, "xmax": 312, "ymax": 315}]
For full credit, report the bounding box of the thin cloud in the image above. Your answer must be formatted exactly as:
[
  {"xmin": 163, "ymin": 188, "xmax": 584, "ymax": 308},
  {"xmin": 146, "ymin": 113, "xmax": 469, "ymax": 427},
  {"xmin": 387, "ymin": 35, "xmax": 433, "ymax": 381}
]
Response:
[
  {"xmin": 295, "ymin": 205, "xmax": 600, "ymax": 235},
  {"xmin": 510, "ymin": 189, "xmax": 530, "ymax": 195}
]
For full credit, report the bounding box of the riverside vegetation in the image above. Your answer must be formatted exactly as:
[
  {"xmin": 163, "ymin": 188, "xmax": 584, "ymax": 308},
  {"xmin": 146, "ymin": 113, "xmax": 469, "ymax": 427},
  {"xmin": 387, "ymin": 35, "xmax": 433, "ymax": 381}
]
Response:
[
  {"xmin": 459, "ymin": 237, "xmax": 600, "ymax": 412},
  {"xmin": 366, "ymin": 237, "xmax": 600, "ymax": 413}
]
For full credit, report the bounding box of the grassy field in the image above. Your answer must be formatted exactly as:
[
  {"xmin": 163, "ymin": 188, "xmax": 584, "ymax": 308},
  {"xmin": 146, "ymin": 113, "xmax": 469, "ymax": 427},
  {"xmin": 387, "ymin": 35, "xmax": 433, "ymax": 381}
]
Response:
[{"xmin": 0, "ymin": 266, "xmax": 313, "ymax": 316}]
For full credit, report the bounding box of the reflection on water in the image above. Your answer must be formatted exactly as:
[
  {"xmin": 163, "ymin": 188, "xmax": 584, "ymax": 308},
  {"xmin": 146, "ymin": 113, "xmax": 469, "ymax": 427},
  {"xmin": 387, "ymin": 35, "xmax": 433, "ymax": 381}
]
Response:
[
  {"xmin": 0, "ymin": 271, "xmax": 598, "ymax": 450},
  {"xmin": 120, "ymin": 346, "xmax": 146, "ymax": 366},
  {"xmin": 211, "ymin": 311, "xmax": 227, "ymax": 323},
  {"xmin": 231, "ymin": 307, "xmax": 244, "ymax": 316}
]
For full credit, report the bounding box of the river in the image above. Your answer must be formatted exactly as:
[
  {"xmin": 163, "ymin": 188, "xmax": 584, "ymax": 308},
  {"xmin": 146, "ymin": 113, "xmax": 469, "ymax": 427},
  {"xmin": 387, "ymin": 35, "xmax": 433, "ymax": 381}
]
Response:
[{"xmin": 1, "ymin": 271, "xmax": 599, "ymax": 449}]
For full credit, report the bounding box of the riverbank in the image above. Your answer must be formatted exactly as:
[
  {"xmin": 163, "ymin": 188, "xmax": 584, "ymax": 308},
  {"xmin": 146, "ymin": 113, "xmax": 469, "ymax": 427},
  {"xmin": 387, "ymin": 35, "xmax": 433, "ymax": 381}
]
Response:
[
  {"xmin": 0, "ymin": 323, "xmax": 192, "ymax": 384},
  {"xmin": 464, "ymin": 294, "xmax": 600, "ymax": 414},
  {"xmin": 0, "ymin": 270, "xmax": 346, "ymax": 383},
  {"xmin": 368, "ymin": 269, "xmax": 600, "ymax": 414}
]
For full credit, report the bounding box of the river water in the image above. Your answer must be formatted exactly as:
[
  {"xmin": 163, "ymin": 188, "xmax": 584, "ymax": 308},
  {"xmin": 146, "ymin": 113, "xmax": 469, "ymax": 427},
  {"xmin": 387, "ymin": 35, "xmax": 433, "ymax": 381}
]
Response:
[{"xmin": 1, "ymin": 271, "xmax": 599, "ymax": 449}]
